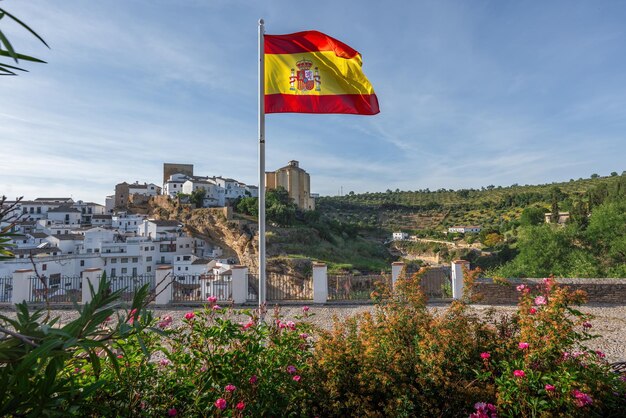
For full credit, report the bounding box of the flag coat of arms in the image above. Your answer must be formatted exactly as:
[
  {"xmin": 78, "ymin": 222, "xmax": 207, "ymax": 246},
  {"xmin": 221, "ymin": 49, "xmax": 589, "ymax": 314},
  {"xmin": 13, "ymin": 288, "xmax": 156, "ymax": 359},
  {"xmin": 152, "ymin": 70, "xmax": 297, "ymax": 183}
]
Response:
[{"xmin": 264, "ymin": 30, "xmax": 380, "ymax": 115}]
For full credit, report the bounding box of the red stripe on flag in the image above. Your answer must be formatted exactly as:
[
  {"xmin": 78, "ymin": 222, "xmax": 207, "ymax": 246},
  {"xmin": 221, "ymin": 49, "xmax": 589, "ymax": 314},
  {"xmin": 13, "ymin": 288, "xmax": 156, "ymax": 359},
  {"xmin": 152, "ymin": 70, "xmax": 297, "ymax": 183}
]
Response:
[
  {"xmin": 265, "ymin": 93, "xmax": 380, "ymax": 115},
  {"xmin": 265, "ymin": 31, "xmax": 359, "ymax": 59}
]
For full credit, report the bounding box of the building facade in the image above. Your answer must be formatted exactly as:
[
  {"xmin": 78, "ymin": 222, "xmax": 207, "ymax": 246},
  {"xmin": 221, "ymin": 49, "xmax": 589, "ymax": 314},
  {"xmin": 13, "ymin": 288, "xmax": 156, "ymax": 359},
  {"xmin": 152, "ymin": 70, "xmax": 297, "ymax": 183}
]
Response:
[{"xmin": 265, "ymin": 160, "xmax": 315, "ymax": 210}]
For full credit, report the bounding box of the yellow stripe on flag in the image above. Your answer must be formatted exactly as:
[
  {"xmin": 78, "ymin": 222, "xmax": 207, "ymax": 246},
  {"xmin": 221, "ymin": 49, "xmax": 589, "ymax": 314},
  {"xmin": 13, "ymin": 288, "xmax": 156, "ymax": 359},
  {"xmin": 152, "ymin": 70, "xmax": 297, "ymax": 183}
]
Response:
[{"xmin": 265, "ymin": 51, "xmax": 375, "ymax": 96}]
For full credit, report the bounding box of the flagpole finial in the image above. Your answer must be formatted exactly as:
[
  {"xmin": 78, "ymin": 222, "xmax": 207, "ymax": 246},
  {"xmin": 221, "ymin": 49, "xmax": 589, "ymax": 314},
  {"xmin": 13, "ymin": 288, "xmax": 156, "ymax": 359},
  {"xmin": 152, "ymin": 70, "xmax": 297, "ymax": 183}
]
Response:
[{"xmin": 259, "ymin": 18, "xmax": 264, "ymax": 25}]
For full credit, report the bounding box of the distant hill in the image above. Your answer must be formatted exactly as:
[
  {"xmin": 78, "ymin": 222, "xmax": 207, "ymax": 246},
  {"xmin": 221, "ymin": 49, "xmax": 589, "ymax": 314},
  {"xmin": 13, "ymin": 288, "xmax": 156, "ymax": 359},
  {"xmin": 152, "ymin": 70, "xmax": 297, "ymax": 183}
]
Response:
[{"xmin": 317, "ymin": 174, "xmax": 625, "ymax": 235}]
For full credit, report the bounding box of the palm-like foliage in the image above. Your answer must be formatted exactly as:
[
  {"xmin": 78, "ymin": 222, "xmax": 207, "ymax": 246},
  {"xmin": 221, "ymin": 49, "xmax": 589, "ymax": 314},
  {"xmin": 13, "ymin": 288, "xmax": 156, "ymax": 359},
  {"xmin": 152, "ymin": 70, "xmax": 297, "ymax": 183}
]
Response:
[{"xmin": 0, "ymin": 4, "xmax": 48, "ymax": 75}]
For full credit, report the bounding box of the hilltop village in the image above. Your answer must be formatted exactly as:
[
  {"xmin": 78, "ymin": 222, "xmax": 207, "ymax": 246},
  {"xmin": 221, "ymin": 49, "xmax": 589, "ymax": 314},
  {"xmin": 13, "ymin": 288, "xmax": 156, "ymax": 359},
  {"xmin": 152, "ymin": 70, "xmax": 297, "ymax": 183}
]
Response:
[{"xmin": 0, "ymin": 161, "xmax": 315, "ymax": 280}]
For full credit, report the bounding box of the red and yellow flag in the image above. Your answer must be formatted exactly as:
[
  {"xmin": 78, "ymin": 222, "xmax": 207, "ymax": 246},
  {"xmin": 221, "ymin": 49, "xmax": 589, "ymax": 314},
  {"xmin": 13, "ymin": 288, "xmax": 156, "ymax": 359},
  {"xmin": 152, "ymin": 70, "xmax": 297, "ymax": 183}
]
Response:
[{"xmin": 264, "ymin": 30, "xmax": 379, "ymax": 115}]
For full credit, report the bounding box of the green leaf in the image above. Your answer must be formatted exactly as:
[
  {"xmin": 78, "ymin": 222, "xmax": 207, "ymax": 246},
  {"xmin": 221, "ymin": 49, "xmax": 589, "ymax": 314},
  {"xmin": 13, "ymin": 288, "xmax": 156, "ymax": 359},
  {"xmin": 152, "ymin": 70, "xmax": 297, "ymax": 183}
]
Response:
[
  {"xmin": 0, "ymin": 29, "xmax": 17, "ymax": 62},
  {"xmin": 0, "ymin": 49, "xmax": 46, "ymax": 63},
  {"xmin": 0, "ymin": 7, "xmax": 49, "ymax": 48}
]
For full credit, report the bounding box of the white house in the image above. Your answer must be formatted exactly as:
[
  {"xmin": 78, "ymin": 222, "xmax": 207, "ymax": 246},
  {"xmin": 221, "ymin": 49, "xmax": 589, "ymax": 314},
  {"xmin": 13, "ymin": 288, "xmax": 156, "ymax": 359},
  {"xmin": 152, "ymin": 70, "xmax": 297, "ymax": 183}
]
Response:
[
  {"xmin": 92, "ymin": 214, "xmax": 113, "ymax": 227},
  {"xmin": 112, "ymin": 212, "xmax": 147, "ymax": 233},
  {"xmin": 182, "ymin": 179, "xmax": 226, "ymax": 207},
  {"xmin": 105, "ymin": 195, "xmax": 115, "ymax": 214},
  {"xmin": 392, "ymin": 232, "xmax": 409, "ymax": 241},
  {"xmin": 46, "ymin": 206, "xmax": 82, "ymax": 226},
  {"xmin": 72, "ymin": 200, "xmax": 106, "ymax": 224},
  {"xmin": 164, "ymin": 173, "xmax": 192, "ymax": 198},
  {"xmin": 448, "ymin": 226, "xmax": 482, "ymax": 234},
  {"xmin": 128, "ymin": 182, "xmax": 161, "ymax": 197}
]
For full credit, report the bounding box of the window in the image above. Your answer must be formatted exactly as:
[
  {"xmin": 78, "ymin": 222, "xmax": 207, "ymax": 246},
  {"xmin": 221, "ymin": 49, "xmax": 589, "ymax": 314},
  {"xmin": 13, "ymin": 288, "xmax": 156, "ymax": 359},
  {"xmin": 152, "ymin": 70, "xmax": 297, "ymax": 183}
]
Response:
[
  {"xmin": 151, "ymin": 246, "xmax": 155, "ymax": 250},
  {"xmin": 111, "ymin": 258, "xmax": 117, "ymax": 263},
  {"xmin": 132, "ymin": 257, "xmax": 138, "ymax": 263},
  {"xmin": 177, "ymin": 267, "xmax": 181, "ymax": 271},
  {"xmin": 147, "ymin": 266, "xmax": 151, "ymax": 272},
  {"xmin": 111, "ymin": 268, "xmax": 116, "ymax": 277},
  {"xmin": 121, "ymin": 258, "xmax": 128, "ymax": 263},
  {"xmin": 132, "ymin": 267, "xmax": 137, "ymax": 276},
  {"xmin": 37, "ymin": 207, "xmax": 41, "ymax": 214},
  {"xmin": 185, "ymin": 267, "xmax": 188, "ymax": 271},
  {"xmin": 186, "ymin": 244, "xmax": 190, "ymax": 248},
  {"xmin": 42, "ymin": 264, "xmax": 47, "ymax": 271},
  {"xmin": 146, "ymin": 256, "xmax": 152, "ymax": 262},
  {"xmin": 121, "ymin": 268, "xmax": 127, "ymax": 274},
  {"xmin": 30, "ymin": 207, "xmax": 34, "ymax": 214},
  {"xmin": 80, "ymin": 260, "xmax": 85, "ymax": 267},
  {"xmin": 49, "ymin": 274, "xmax": 61, "ymax": 286}
]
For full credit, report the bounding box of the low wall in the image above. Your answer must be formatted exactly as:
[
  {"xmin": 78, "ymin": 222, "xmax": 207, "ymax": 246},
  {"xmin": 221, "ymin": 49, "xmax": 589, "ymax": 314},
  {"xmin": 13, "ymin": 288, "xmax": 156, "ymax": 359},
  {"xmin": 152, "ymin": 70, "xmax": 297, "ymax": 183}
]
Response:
[{"xmin": 475, "ymin": 278, "xmax": 626, "ymax": 305}]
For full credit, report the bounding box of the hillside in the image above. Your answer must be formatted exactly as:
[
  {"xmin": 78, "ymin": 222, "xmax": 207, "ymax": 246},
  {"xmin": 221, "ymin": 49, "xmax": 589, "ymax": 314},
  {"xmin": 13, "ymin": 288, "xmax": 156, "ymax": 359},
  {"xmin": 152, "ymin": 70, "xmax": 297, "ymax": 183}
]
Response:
[
  {"xmin": 149, "ymin": 173, "xmax": 625, "ymax": 277},
  {"xmin": 317, "ymin": 174, "xmax": 624, "ymax": 235}
]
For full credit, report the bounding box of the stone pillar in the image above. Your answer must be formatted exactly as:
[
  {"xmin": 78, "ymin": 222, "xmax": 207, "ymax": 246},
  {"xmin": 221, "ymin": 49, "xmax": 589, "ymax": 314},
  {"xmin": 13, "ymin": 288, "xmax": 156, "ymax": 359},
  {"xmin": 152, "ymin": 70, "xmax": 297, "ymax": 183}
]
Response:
[
  {"xmin": 451, "ymin": 260, "xmax": 470, "ymax": 300},
  {"xmin": 312, "ymin": 262, "xmax": 327, "ymax": 304},
  {"xmin": 155, "ymin": 265, "xmax": 173, "ymax": 306},
  {"xmin": 11, "ymin": 269, "xmax": 34, "ymax": 304},
  {"xmin": 391, "ymin": 262, "xmax": 405, "ymax": 289},
  {"xmin": 82, "ymin": 268, "xmax": 103, "ymax": 304},
  {"xmin": 231, "ymin": 265, "xmax": 248, "ymax": 304}
]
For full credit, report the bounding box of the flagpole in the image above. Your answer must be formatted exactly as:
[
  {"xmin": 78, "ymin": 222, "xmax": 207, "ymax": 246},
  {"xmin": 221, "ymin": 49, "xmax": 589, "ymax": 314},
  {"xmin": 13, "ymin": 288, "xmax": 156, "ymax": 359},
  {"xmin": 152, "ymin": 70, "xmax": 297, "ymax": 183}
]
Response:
[{"xmin": 258, "ymin": 18, "xmax": 266, "ymax": 310}]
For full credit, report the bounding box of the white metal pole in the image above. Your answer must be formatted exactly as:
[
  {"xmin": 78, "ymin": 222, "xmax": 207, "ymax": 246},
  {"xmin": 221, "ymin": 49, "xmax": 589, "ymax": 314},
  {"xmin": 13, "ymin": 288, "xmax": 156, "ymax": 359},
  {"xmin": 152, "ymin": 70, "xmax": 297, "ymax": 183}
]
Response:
[{"xmin": 258, "ymin": 18, "xmax": 266, "ymax": 309}]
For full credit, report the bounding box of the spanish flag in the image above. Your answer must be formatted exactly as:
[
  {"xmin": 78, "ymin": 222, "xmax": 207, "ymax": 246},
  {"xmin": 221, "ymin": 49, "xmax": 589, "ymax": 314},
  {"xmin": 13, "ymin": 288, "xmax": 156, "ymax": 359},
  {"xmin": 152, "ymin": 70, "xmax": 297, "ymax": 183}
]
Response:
[{"xmin": 264, "ymin": 31, "xmax": 379, "ymax": 115}]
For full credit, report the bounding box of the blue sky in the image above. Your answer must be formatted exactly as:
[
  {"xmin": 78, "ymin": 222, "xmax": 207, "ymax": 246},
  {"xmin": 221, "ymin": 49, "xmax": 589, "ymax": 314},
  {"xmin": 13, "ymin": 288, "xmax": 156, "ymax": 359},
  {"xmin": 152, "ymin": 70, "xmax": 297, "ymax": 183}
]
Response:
[{"xmin": 1, "ymin": 0, "xmax": 625, "ymax": 204}]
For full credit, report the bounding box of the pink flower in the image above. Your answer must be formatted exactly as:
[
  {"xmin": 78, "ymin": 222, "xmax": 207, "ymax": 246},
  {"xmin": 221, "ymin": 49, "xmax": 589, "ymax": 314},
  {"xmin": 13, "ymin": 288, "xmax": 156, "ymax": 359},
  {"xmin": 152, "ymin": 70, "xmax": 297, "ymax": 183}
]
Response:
[
  {"xmin": 168, "ymin": 408, "xmax": 177, "ymax": 416},
  {"xmin": 545, "ymin": 384, "xmax": 555, "ymax": 392},
  {"xmin": 287, "ymin": 365, "xmax": 297, "ymax": 374},
  {"xmin": 127, "ymin": 308, "xmax": 139, "ymax": 325},
  {"xmin": 249, "ymin": 375, "xmax": 258, "ymax": 384},
  {"xmin": 200, "ymin": 365, "xmax": 208, "ymax": 372},
  {"xmin": 243, "ymin": 320, "xmax": 254, "ymax": 329},
  {"xmin": 159, "ymin": 359, "xmax": 171, "ymax": 367},
  {"xmin": 207, "ymin": 295, "xmax": 218, "ymax": 303},
  {"xmin": 300, "ymin": 333, "xmax": 309, "ymax": 339},
  {"xmin": 513, "ymin": 369, "xmax": 525, "ymax": 378},
  {"xmin": 302, "ymin": 305, "xmax": 310, "ymax": 312},
  {"xmin": 582, "ymin": 321, "xmax": 592, "ymax": 329},
  {"xmin": 516, "ymin": 284, "xmax": 527, "ymax": 292},
  {"xmin": 236, "ymin": 401, "xmax": 245, "ymax": 411},
  {"xmin": 518, "ymin": 342, "xmax": 530, "ymax": 350},
  {"xmin": 572, "ymin": 389, "xmax": 593, "ymax": 407},
  {"xmin": 595, "ymin": 350, "xmax": 606, "ymax": 359},
  {"xmin": 212, "ymin": 305, "xmax": 221, "ymax": 310},
  {"xmin": 214, "ymin": 398, "xmax": 227, "ymax": 410},
  {"xmin": 293, "ymin": 375, "xmax": 301, "ymax": 382},
  {"xmin": 117, "ymin": 354, "xmax": 124, "ymax": 359},
  {"xmin": 184, "ymin": 312, "xmax": 195, "ymax": 320},
  {"xmin": 286, "ymin": 321, "xmax": 296, "ymax": 330},
  {"xmin": 225, "ymin": 384, "xmax": 237, "ymax": 392},
  {"xmin": 279, "ymin": 322, "xmax": 287, "ymax": 329},
  {"xmin": 529, "ymin": 307, "xmax": 537, "ymax": 314},
  {"xmin": 158, "ymin": 315, "xmax": 173, "ymax": 328},
  {"xmin": 480, "ymin": 352, "xmax": 491, "ymax": 360},
  {"xmin": 534, "ymin": 296, "xmax": 547, "ymax": 306}
]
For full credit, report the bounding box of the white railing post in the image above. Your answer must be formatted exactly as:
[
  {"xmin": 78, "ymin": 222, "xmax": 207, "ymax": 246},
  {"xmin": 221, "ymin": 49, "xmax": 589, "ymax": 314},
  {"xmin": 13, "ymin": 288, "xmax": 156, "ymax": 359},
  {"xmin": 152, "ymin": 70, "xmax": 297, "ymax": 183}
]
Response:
[
  {"xmin": 82, "ymin": 268, "xmax": 103, "ymax": 304},
  {"xmin": 451, "ymin": 260, "xmax": 469, "ymax": 299},
  {"xmin": 155, "ymin": 265, "xmax": 173, "ymax": 306},
  {"xmin": 231, "ymin": 265, "xmax": 248, "ymax": 304},
  {"xmin": 312, "ymin": 262, "xmax": 327, "ymax": 304},
  {"xmin": 11, "ymin": 269, "xmax": 33, "ymax": 304},
  {"xmin": 391, "ymin": 262, "xmax": 405, "ymax": 289}
]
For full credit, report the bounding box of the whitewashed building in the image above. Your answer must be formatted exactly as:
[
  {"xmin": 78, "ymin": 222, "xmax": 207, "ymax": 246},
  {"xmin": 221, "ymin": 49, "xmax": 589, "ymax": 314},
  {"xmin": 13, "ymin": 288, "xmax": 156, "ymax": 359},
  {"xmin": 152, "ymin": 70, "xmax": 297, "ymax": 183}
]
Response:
[
  {"xmin": 448, "ymin": 226, "xmax": 482, "ymax": 234},
  {"xmin": 392, "ymin": 232, "xmax": 409, "ymax": 241}
]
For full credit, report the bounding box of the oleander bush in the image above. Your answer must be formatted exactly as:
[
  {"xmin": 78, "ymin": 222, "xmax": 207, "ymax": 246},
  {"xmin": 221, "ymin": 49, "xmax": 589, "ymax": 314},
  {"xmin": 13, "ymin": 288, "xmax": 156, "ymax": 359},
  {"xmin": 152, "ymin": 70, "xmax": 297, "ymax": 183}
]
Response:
[{"xmin": 1, "ymin": 271, "xmax": 625, "ymax": 417}]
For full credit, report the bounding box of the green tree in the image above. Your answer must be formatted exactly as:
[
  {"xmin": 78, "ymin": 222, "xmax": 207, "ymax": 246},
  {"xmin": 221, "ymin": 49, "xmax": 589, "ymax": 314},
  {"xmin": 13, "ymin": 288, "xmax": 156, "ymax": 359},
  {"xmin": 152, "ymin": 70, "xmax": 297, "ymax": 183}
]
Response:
[
  {"xmin": 520, "ymin": 206, "xmax": 545, "ymax": 226},
  {"xmin": 190, "ymin": 189, "xmax": 205, "ymax": 208},
  {"xmin": 585, "ymin": 200, "xmax": 626, "ymax": 270}
]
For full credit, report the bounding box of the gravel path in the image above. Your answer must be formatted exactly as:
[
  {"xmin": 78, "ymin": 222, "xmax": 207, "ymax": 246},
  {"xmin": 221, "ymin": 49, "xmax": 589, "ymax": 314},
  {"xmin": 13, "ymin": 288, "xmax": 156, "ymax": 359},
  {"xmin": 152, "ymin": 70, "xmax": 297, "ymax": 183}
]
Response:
[{"xmin": 3, "ymin": 303, "xmax": 625, "ymax": 363}]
